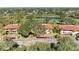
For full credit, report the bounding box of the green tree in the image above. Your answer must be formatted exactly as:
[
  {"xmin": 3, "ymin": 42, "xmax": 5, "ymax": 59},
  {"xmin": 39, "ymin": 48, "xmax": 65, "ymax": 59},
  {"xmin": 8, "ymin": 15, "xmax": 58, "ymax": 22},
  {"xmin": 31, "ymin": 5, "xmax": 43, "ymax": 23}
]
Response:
[
  {"xmin": 27, "ymin": 42, "xmax": 51, "ymax": 51},
  {"xmin": 0, "ymin": 39, "xmax": 19, "ymax": 51},
  {"xmin": 18, "ymin": 20, "xmax": 32, "ymax": 37},
  {"xmin": 18, "ymin": 19, "xmax": 45, "ymax": 37},
  {"xmin": 63, "ymin": 17, "xmax": 77, "ymax": 25},
  {"xmin": 56, "ymin": 36, "xmax": 79, "ymax": 51},
  {"xmin": 53, "ymin": 23, "xmax": 60, "ymax": 33}
]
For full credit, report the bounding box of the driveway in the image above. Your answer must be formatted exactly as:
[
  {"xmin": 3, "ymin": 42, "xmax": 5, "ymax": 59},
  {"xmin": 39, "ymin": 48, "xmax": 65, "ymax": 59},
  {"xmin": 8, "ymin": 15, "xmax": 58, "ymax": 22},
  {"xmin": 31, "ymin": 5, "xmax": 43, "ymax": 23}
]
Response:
[{"xmin": 13, "ymin": 36, "xmax": 57, "ymax": 46}]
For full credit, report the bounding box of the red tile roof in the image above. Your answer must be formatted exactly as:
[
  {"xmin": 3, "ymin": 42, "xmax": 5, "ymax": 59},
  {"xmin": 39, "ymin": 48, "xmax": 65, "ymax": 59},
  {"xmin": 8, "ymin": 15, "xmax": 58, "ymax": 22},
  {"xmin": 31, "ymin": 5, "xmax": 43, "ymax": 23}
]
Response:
[
  {"xmin": 4, "ymin": 34, "xmax": 17, "ymax": 39},
  {"xmin": 60, "ymin": 25, "xmax": 79, "ymax": 31},
  {"xmin": 42, "ymin": 24, "xmax": 53, "ymax": 29},
  {"xmin": 36, "ymin": 34, "xmax": 50, "ymax": 38},
  {"xmin": 3, "ymin": 24, "xmax": 20, "ymax": 30}
]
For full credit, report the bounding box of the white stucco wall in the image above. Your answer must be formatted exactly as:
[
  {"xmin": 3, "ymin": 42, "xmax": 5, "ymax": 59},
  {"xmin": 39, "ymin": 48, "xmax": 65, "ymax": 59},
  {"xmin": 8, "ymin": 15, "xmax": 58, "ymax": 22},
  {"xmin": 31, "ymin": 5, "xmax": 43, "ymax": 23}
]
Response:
[
  {"xmin": 60, "ymin": 30, "xmax": 79, "ymax": 35},
  {"xmin": 60, "ymin": 30, "xmax": 72, "ymax": 35},
  {"xmin": 72, "ymin": 31, "xmax": 79, "ymax": 35}
]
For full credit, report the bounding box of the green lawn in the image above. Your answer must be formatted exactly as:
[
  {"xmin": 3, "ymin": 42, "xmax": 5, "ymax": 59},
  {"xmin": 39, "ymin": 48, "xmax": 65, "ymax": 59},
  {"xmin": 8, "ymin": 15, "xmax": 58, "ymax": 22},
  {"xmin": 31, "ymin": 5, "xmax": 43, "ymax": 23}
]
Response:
[{"xmin": 73, "ymin": 19, "xmax": 79, "ymax": 24}]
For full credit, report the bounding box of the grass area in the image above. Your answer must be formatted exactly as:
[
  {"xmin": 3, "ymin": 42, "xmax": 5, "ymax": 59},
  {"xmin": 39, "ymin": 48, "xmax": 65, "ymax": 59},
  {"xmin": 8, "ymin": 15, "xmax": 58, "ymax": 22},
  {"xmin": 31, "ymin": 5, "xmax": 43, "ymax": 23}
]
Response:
[{"xmin": 73, "ymin": 19, "xmax": 79, "ymax": 24}]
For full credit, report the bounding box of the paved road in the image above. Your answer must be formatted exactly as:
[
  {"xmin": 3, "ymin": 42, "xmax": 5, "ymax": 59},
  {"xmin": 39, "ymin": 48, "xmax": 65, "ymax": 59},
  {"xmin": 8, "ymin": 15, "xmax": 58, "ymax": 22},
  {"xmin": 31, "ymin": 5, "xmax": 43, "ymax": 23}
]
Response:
[
  {"xmin": 73, "ymin": 39, "xmax": 79, "ymax": 44},
  {"xmin": 13, "ymin": 36, "xmax": 57, "ymax": 46}
]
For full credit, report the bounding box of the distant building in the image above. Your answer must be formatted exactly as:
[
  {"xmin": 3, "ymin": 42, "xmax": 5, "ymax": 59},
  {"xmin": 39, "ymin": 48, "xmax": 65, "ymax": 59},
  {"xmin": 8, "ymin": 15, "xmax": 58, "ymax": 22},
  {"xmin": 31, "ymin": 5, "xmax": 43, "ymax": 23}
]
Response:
[
  {"xmin": 36, "ymin": 24, "xmax": 53, "ymax": 38},
  {"xmin": 42, "ymin": 23, "xmax": 53, "ymax": 34},
  {"xmin": 60, "ymin": 25, "xmax": 79, "ymax": 35},
  {"xmin": 3, "ymin": 24, "xmax": 20, "ymax": 39},
  {"xmin": 68, "ymin": 15, "xmax": 79, "ymax": 18}
]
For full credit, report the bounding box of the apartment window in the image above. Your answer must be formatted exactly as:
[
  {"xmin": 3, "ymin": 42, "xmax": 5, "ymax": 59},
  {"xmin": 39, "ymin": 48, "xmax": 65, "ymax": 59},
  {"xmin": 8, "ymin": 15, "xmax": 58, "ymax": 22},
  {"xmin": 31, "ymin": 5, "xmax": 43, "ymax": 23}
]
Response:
[{"xmin": 11, "ymin": 30, "xmax": 17, "ymax": 33}]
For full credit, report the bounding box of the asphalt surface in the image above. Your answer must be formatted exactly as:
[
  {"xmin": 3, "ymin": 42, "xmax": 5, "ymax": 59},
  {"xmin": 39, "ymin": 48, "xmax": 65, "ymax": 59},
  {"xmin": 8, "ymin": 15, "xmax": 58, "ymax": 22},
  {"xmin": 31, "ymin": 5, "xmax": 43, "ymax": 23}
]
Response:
[{"xmin": 13, "ymin": 36, "xmax": 57, "ymax": 46}]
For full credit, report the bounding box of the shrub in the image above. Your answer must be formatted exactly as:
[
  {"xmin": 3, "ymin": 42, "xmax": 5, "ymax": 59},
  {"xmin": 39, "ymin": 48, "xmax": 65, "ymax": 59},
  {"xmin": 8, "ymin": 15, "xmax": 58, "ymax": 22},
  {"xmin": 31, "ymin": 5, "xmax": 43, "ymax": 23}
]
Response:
[
  {"xmin": 26, "ymin": 42, "xmax": 52, "ymax": 51},
  {"xmin": 18, "ymin": 20, "xmax": 45, "ymax": 37},
  {"xmin": 56, "ymin": 35, "xmax": 79, "ymax": 51}
]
